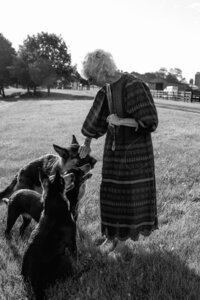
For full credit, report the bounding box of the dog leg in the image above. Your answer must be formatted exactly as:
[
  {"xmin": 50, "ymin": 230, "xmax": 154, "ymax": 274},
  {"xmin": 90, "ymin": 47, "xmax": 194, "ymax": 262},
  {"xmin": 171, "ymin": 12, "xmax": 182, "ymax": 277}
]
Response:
[
  {"xmin": 54, "ymin": 254, "xmax": 74, "ymax": 279},
  {"xmin": 67, "ymin": 233, "xmax": 77, "ymax": 258},
  {"xmin": 5, "ymin": 206, "xmax": 20, "ymax": 238},
  {"xmin": 20, "ymin": 216, "xmax": 32, "ymax": 237}
]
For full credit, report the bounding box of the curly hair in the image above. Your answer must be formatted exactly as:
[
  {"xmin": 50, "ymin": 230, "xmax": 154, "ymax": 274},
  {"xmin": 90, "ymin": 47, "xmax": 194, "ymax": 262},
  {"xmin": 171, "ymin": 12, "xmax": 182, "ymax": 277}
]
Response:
[{"xmin": 82, "ymin": 49, "xmax": 117, "ymax": 85}]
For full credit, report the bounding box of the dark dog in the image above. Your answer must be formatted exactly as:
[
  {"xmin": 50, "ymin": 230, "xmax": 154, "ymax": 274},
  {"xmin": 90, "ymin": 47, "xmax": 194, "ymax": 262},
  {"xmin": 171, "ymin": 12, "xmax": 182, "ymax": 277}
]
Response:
[
  {"xmin": 66, "ymin": 164, "xmax": 93, "ymax": 221},
  {"xmin": 3, "ymin": 163, "xmax": 95, "ymax": 237},
  {"xmin": 0, "ymin": 135, "xmax": 97, "ymax": 202},
  {"xmin": 21, "ymin": 171, "xmax": 76, "ymax": 300},
  {"xmin": 3, "ymin": 190, "xmax": 43, "ymax": 237}
]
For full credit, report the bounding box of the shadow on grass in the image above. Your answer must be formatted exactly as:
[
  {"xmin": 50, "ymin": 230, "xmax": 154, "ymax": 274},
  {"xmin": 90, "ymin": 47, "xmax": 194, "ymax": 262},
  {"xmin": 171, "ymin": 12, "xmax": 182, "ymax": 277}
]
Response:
[
  {"xmin": 2, "ymin": 224, "xmax": 200, "ymax": 299},
  {"xmin": 47, "ymin": 233, "xmax": 200, "ymax": 300},
  {"xmin": 0, "ymin": 91, "xmax": 94, "ymax": 102}
]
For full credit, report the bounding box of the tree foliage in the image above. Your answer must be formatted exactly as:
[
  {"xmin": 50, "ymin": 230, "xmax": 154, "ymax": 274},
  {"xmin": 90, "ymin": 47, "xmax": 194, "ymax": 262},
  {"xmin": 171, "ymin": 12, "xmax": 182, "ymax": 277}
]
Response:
[
  {"xmin": 18, "ymin": 32, "xmax": 73, "ymax": 94},
  {"xmin": 19, "ymin": 32, "xmax": 71, "ymax": 75},
  {"xmin": 165, "ymin": 73, "xmax": 179, "ymax": 84},
  {"xmin": 189, "ymin": 78, "xmax": 194, "ymax": 85},
  {"xmin": 136, "ymin": 67, "xmax": 187, "ymax": 85},
  {"xmin": 29, "ymin": 58, "xmax": 57, "ymax": 95},
  {"xmin": 143, "ymin": 72, "xmax": 157, "ymax": 81},
  {"xmin": 8, "ymin": 56, "xmax": 33, "ymax": 92},
  {"xmin": 157, "ymin": 67, "xmax": 168, "ymax": 78},
  {"xmin": 0, "ymin": 33, "xmax": 16, "ymax": 97}
]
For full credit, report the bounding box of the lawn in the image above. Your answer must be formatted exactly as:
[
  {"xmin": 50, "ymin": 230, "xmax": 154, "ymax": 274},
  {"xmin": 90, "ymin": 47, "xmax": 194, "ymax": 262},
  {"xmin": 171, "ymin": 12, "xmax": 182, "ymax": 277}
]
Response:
[{"xmin": 0, "ymin": 93, "xmax": 200, "ymax": 299}]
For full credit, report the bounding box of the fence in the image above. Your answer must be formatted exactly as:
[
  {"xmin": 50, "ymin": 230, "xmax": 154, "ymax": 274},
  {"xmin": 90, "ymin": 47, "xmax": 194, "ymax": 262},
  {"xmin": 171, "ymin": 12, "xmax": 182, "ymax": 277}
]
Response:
[{"xmin": 150, "ymin": 90, "xmax": 192, "ymax": 102}]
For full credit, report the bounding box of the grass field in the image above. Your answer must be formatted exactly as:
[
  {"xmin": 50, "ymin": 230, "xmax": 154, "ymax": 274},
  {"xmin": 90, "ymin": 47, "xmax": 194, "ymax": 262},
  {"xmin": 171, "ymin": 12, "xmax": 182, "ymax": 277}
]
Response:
[{"xmin": 0, "ymin": 91, "xmax": 200, "ymax": 299}]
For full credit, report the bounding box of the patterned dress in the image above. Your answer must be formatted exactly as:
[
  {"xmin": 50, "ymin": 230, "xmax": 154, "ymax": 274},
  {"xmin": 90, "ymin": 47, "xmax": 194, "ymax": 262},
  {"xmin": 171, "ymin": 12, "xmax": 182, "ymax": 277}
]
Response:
[{"xmin": 81, "ymin": 74, "xmax": 158, "ymax": 240}]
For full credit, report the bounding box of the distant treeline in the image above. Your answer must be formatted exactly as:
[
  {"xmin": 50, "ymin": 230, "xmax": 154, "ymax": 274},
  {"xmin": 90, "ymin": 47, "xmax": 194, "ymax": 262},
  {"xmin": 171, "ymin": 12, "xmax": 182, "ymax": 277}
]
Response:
[
  {"xmin": 0, "ymin": 32, "xmax": 191, "ymax": 98},
  {"xmin": 0, "ymin": 32, "xmax": 89, "ymax": 97}
]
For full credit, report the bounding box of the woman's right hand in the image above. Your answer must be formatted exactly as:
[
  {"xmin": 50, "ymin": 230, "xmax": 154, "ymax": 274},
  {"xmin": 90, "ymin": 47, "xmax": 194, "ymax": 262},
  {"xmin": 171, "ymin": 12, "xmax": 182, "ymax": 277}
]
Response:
[
  {"xmin": 78, "ymin": 144, "xmax": 91, "ymax": 158},
  {"xmin": 107, "ymin": 114, "xmax": 121, "ymax": 127}
]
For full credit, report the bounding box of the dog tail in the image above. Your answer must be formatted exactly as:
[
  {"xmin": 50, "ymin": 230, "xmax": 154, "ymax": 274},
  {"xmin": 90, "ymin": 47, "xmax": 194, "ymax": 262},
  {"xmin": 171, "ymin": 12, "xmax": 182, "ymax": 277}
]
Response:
[{"xmin": 0, "ymin": 175, "xmax": 17, "ymax": 203}]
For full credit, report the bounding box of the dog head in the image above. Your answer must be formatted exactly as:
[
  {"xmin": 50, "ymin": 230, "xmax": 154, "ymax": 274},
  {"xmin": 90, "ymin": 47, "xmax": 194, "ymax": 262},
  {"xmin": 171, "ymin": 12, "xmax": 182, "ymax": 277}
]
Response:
[
  {"xmin": 53, "ymin": 135, "xmax": 97, "ymax": 173},
  {"xmin": 40, "ymin": 170, "xmax": 75, "ymax": 217},
  {"xmin": 66, "ymin": 163, "xmax": 93, "ymax": 221},
  {"xmin": 39, "ymin": 170, "xmax": 77, "ymax": 257},
  {"xmin": 71, "ymin": 134, "xmax": 97, "ymax": 169},
  {"xmin": 53, "ymin": 135, "xmax": 80, "ymax": 174}
]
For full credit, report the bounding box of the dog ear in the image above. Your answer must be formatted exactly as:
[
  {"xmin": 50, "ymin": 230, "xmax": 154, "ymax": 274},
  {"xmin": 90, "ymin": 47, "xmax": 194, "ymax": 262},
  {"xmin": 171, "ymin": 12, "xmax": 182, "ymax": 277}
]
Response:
[
  {"xmin": 53, "ymin": 144, "xmax": 69, "ymax": 159},
  {"xmin": 71, "ymin": 135, "xmax": 79, "ymax": 146}
]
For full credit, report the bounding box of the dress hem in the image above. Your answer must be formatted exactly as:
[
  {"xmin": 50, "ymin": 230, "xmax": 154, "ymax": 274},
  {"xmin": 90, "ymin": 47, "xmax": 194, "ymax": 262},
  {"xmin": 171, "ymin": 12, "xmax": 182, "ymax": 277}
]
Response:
[{"xmin": 102, "ymin": 224, "xmax": 158, "ymax": 241}]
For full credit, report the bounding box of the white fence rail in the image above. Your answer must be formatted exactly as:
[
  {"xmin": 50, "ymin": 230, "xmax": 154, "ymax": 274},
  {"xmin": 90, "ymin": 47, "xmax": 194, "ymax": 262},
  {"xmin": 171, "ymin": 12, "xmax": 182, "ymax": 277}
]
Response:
[{"xmin": 151, "ymin": 90, "xmax": 192, "ymax": 102}]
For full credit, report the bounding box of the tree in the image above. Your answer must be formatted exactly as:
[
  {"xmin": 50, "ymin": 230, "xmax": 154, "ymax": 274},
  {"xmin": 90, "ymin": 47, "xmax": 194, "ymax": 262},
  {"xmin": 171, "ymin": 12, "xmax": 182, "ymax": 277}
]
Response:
[
  {"xmin": 0, "ymin": 33, "xmax": 16, "ymax": 97},
  {"xmin": 131, "ymin": 71, "xmax": 144, "ymax": 80},
  {"xmin": 8, "ymin": 56, "xmax": 33, "ymax": 93},
  {"xmin": 166, "ymin": 73, "xmax": 179, "ymax": 84},
  {"xmin": 143, "ymin": 72, "xmax": 157, "ymax": 82},
  {"xmin": 19, "ymin": 32, "xmax": 73, "ymax": 94},
  {"xmin": 72, "ymin": 69, "xmax": 90, "ymax": 89},
  {"xmin": 157, "ymin": 67, "xmax": 168, "ymax": 78},
  {"xmin": 29, "ymin": 58, "xmax": 57, "ymax": 95},
  {"xmin": 189, "ymin": 78, "xmax": 194, "ymax": 85},
  {"xmin": 169, "ymin": 68, "xmax": 183, "ymax": 81}
]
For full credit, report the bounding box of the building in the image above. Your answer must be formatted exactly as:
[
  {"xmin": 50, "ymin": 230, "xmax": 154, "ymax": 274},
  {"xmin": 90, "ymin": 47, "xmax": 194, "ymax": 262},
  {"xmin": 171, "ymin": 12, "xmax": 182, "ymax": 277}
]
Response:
[
  {"xmin": 147, "ymin": 78, "xmax": 189, "ymax": 92},
  {"xmin": 147, "ymin": 78, "xmax": 169, "ymax": 90},
  {"xmin": 194, "ymin": 72, "xmax": 200, "ymax": 88}
]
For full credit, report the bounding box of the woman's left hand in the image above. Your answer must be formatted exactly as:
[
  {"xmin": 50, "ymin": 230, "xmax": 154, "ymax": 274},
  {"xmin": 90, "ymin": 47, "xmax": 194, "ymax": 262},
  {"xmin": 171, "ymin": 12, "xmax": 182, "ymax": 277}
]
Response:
[
  {"xmin": 78, "ymin": 144, "xmax": 91, "ymax": 158},
  {"xmin": 107, "ymin": 114, "xmax": 121, "ymax": 127}
]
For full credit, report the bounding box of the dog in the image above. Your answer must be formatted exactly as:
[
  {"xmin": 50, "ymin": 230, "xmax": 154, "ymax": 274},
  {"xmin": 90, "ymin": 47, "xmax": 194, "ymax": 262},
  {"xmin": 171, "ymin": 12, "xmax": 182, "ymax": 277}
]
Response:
[
  {"xmin": 66, "ymin": 164, "xmax": 93, "ymax": 221},
  {"xmin": 3, "ymin": 189, "xmax": 42, "ymax": 238},
  {"xmin": 0, "ymin": 135, "xmax": 97, "ymax": 202},
  {"xmin": 21, "ymin": 170, "xmax": 76, "ymax": 300},
  {"xmin": 3, "ymin": 163, "xmax": 94, "ymax": 237}
]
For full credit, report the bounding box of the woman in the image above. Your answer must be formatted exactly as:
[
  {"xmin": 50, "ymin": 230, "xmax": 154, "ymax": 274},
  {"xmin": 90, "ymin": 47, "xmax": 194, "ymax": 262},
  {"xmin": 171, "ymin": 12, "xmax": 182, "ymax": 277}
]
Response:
[{"xmin": 79, "ymin": 49, "xmax": 158, "ymax": 256}]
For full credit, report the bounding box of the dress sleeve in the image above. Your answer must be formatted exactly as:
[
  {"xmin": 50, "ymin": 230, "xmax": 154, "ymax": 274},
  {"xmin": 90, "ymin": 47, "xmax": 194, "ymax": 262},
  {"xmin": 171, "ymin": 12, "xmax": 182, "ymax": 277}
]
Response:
[
  {"xmin": 124, "ymin": 78, "xmax": 158, "ymax": 133},
  {"xmin": 81, "ymin": 88, "xmax": 109, "ymax": 139}
]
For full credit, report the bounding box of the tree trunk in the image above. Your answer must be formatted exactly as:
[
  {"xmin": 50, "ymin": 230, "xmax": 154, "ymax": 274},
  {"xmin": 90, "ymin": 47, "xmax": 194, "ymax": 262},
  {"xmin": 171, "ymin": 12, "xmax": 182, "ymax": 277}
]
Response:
[
  {"xmin": 47, "ymin": 86, "xmax": 50, "ymax": 96},
  {"xmin": 33, "ymin": 86, "xmax": 37, "ymax": 96},
  {"xmin": 0, "ymin": 86, "xmax": 5, "ymax": 97}
]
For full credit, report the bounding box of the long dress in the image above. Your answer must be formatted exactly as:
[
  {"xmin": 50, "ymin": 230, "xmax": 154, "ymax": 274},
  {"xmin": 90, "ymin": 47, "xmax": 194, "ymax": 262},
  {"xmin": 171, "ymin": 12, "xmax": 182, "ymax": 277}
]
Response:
[{"xmin": 81, "ymin": 74, "xmax": 158, "ymax": 240}]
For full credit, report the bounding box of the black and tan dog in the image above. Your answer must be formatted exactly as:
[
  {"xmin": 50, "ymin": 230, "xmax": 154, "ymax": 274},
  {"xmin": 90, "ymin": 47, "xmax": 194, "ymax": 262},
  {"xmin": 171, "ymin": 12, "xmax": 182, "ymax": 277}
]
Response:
[
  {"xmin": 3, "ymin": 163, "xmax": 94, "ymax": 237},
  {"xmin": 0, "ymin": 135, "xmax": 96, "ymax": 202},
  {"xmin": 22, "ymin": 170, "xmax": 76, "ymax": 300}
]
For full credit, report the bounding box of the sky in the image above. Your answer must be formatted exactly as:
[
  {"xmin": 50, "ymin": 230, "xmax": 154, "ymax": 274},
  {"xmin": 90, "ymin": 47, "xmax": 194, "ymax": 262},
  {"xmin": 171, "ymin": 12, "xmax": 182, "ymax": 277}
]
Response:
[{"xmin": 1, "ymin": 0, "xmax": 200, "ymax": 82}]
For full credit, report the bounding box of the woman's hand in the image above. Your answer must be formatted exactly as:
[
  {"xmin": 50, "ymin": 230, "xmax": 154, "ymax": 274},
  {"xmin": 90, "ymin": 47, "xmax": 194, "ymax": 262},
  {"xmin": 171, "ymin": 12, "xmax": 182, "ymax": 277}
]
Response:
[
  {"xmin": 107, "ymin": 114, "xmax": 122, "ymax": 127},
  {"xmin": 78, "ymin": 137, "xmax": 92, "ymax": 158},
  {"xmin": 78, "ymin": 144, "xmax": 91, "ymax": 158},
  {"xmin": 107, "ymin": 114, "xmax": 139, "ymax": 130}
]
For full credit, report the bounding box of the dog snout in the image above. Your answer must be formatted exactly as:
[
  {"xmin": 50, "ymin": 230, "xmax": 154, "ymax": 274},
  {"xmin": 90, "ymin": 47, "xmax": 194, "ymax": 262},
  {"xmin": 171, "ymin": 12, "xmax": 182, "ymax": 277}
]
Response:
[
  {"xmin": 80, "ymin": 163, "xmax": 91, "ymax": 173},
  {"xmin": 91, "ymin": 157, "xmax": 97, "ymax": 167}
]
